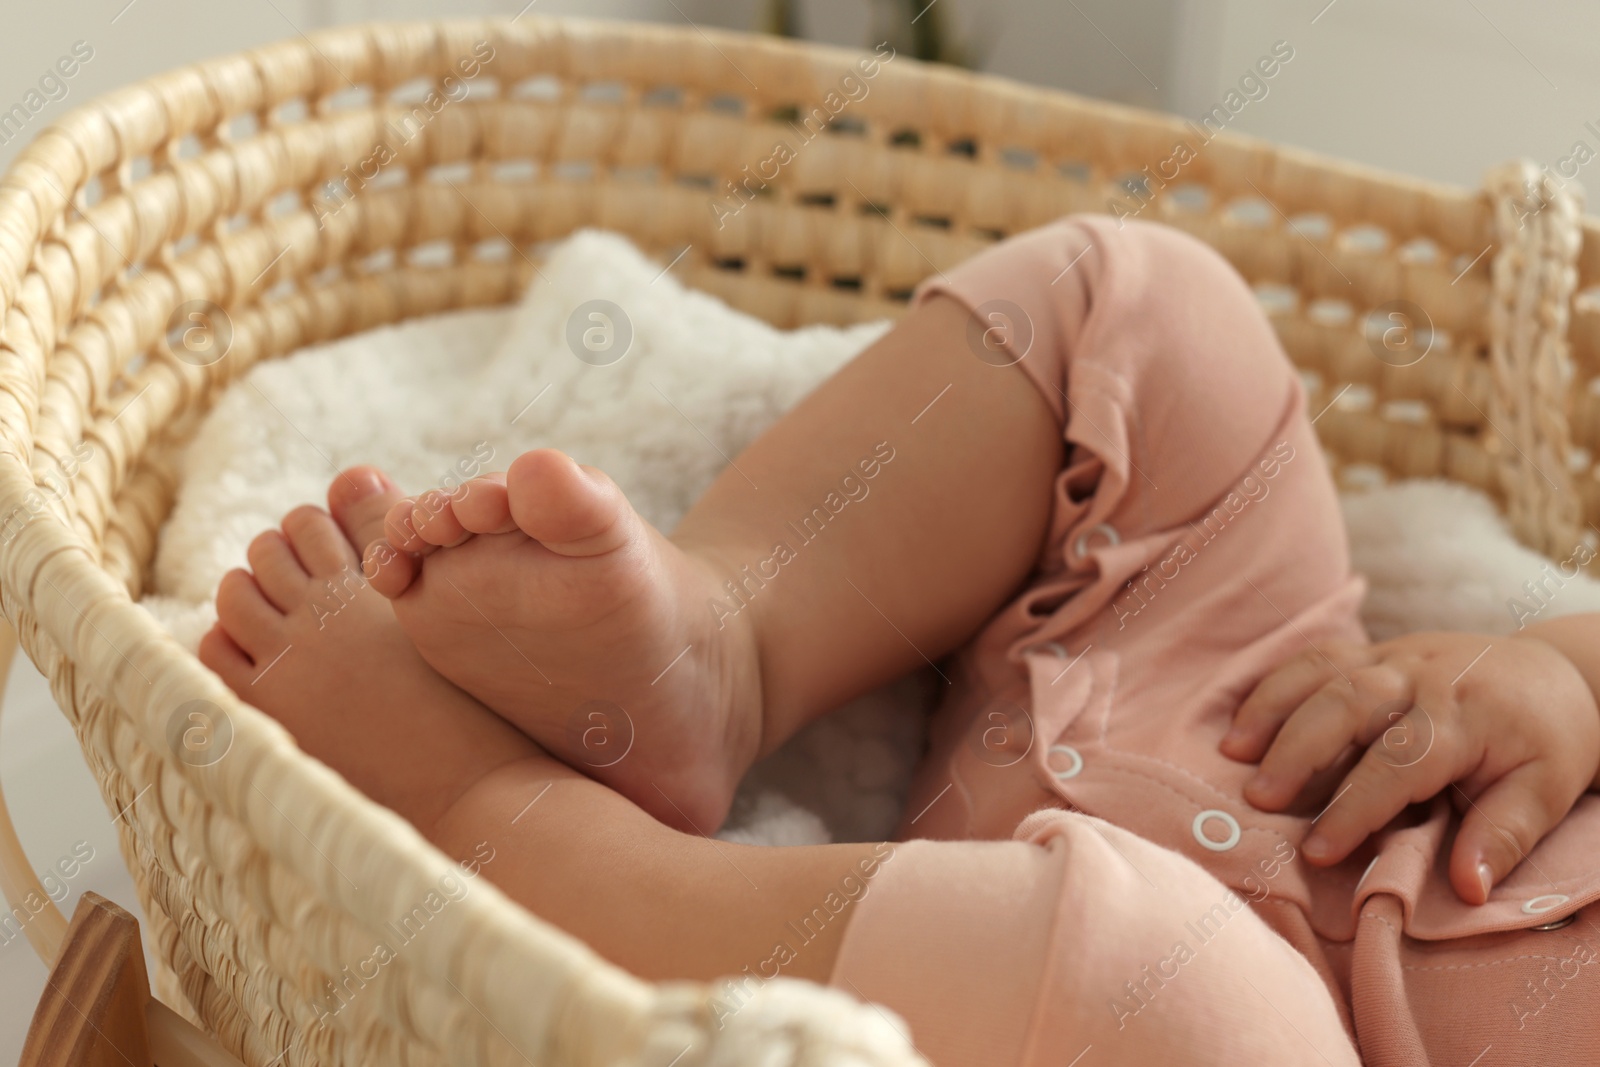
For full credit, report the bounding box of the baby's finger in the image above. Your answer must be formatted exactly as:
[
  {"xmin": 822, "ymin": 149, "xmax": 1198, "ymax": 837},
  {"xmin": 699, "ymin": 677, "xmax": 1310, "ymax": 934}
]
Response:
[
  {"xmin": 1244, "ymin": 680, "xmax": 1366, "ymax": 809},
  {"xmin": 1301, "ymin": 707, "xmax": 1455, "ymax": 864},
  {"xmin": 1450, "ymin": 763, "xmax": 1570, "ymax": 905},
  {"xmin": 1223, "ymin": 651, "xmax": 1343, "ymax": 762}
]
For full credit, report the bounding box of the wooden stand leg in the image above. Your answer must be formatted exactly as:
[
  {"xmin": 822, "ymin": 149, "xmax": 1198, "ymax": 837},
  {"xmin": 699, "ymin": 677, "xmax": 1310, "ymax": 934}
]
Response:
[
  {"xmin": 20, "ymin": 892, "xmax": 154, "ymax": 1067},
  {"xmin": 1, "ymin": 612, "xmax": 248, "ymax": 1067}
]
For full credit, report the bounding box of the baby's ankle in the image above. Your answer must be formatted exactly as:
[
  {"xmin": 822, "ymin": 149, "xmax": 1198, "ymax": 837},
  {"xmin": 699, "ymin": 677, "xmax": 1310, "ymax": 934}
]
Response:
[{"xmin": 680, "ymin": 545, "xmax": 771, "ymax": 765}]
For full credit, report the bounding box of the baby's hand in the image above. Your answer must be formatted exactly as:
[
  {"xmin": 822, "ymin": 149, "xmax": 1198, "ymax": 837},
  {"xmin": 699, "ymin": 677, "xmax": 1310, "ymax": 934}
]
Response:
[{"xmin": 1221, "ymin": 632, "xmax": 1600, "ymax": 904}]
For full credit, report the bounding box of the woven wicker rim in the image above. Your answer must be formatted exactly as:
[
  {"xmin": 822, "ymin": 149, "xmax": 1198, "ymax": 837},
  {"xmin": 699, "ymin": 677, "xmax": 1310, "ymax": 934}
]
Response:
[{"xmin": 0, "ymin": 15, "xmax": 1593, "ymax": 1066}]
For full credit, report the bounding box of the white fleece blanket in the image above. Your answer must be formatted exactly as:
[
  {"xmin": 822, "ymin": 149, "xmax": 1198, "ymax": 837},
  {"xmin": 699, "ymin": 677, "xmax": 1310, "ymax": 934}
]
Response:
[{"xmin": 142, "ymin": 231, "xmax": 1600, "ymax": 845}]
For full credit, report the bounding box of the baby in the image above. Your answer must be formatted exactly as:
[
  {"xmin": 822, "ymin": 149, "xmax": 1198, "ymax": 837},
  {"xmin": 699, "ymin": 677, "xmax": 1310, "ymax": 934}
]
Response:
[{"xmin": 203, "ymin": 216, "xmax": 1600, "ymax": 1066}]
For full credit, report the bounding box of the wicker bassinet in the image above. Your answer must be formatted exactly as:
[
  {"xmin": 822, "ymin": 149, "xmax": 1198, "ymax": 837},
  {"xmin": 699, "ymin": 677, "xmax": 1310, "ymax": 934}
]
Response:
[{"xmin": 2, "ymin": 14, "xmax": 1598, "ymax": 1066}]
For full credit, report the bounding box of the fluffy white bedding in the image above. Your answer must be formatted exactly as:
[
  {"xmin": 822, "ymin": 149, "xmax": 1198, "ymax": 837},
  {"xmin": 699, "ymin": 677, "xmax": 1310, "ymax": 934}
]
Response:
[{"xmin": 142, "ymin": 231, "xmax": 1600, "ymax": 845}]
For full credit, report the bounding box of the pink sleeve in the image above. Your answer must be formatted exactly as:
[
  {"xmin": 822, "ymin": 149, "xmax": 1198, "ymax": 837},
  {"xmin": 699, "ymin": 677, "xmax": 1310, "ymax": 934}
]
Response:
[
  {"xmin": 910, "ymin": 215, "xmax": 1307, "ymax": 575},
  {"xmin": 910, "ymin": 217, "xmax": 1097, "ymax": 429},
  {"xmin": 830, "ymin": 810, "xmax": 1359, "ymax": 1067}
]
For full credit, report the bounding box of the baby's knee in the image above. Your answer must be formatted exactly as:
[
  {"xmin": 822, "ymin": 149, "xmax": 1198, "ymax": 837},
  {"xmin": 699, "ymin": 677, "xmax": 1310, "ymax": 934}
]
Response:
[
  {"xmin": 1097, "ymin": 216, "xmax": 1292, "ymax": 373},
  {"xmin": 1026, "ymin": 812, "xmax": 1359, "ymax": 1065}
]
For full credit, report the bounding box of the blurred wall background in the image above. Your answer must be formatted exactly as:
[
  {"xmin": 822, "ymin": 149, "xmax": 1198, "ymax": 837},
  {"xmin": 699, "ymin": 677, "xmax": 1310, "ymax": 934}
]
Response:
[
  {"xmin": 3, "ymin": 0, "xmax": 1598, "ymax": 185},
  {"xmin": 0, "ymin": 0, "xmax": 1594, "ymax": 1061}
]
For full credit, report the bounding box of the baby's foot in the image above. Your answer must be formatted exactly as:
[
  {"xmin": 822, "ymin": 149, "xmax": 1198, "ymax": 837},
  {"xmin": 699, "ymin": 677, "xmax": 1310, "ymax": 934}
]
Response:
[
  {"xmin": 365, "ymin": 449, "xmax": 762, "ymax": 833},
  {"xmin": 199, "ymin": 468, "xmax": 541, "ymax": 837}
]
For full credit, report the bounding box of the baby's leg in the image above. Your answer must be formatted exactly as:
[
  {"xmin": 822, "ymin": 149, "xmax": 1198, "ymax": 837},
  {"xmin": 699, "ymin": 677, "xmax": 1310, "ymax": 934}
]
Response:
[
  {"xmin": 209, "ymin": 473, "xmax": 1357, "ymax": 1065},
  {"xmin": 369, "ymin": 290, "xmax": 1066, "ymax": 831},
  {"xmin": 201, "ymin": 472, "xmax": 882, "ymax": 985},
  {"xmin": 436, "ymin": 756, "xmax": 1360, "ymax": 1067},
  {"xmin": 669, "ymin": 292, "xmax": 1065, "ymax": 734}
]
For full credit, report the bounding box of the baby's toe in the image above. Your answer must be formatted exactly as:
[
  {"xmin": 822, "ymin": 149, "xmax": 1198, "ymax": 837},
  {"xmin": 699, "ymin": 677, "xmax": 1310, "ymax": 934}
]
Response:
[
  {"xmin": 215, "ymin": 569, "xmax": 286, "ymax": 662},
  {"xmin": 412, "ymin": 489, "xmax": 470, "ymax": 547},
  {"xmin": 281, "ymin": 505, "xmax": 358, "ymax": 576},
  {"xmin": 384, "ymin": 498, "xmax": 435, "ymax": 555},
  {"xmin": 451, "ymin": 474, "xmax": 516, "ymax": 534},
  {"xmin": 364, "ymin": 540, "xmax": 418, "ymax": 599},
  {"xmin": 506, "ymin": 450, "xmax": 634, "ymax": 555},
  {"xmin": 329, "ymin": 466, "xmax": 410, "ymax": 559},
  {"xmin": 246, "ymin": 530, "xmax": 308, "ymax": 612},
  {"xmin": 199, "ymin": 623, "xmax": 255, "ymax": 682}
]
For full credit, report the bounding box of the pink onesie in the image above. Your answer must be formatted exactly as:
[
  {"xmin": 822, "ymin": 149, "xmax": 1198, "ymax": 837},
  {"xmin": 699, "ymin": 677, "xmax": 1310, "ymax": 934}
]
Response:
[{"xmin": 829, "ymin": 216, "xmax": 1600, "ymax": 1066}]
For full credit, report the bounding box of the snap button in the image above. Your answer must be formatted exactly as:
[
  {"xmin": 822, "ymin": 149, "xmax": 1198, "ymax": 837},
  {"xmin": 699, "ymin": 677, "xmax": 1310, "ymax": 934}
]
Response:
[
  {"xmin": 1072, "ymin": 522, "xmax": 1120, "ymax": 560},
  {"xmin": 1192, "ymin": 809, "xmax": 1241, "ymax": 852},
  {"xmin": 1047, "ymin": 743, "xmax": 1083, "ymax": 780},
  {"xmin": 1531, "ymin": 913, "xmax": 1577, "ymax": 932},
  {"xmin": 1521, "ymin": 894, "xmax": 1571, "ymax": 916}
]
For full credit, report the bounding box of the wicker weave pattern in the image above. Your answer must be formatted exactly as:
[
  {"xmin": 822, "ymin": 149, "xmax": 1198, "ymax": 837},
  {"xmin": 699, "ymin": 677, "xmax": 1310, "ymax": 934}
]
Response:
[
  {"xmin": 1484, "ymin": 161, "xmax": 1584, "ymax": 558},
  {"xmin": 0, "ymin": 16, "xmax": 1591, "ymax": 1066}
]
